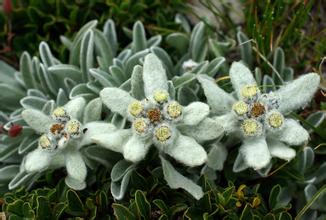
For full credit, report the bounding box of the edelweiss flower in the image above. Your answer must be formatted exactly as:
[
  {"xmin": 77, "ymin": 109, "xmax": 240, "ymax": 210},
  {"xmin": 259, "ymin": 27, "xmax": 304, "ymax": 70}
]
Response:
[
  {"xmin": 198, "ymin": 62, "xmax": 320, "ymax": 171},
  {"xmin": 21, "ymin": 97, "xmax": 115, "ymax": 190},
  {"xmin": 93, "ymin": 53, "xmax": 223, "ymax": 167}
]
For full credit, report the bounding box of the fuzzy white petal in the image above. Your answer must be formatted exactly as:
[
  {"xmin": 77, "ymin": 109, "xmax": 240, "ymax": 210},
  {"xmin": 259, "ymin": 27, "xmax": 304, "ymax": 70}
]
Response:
[
  {"xmin": 91, "ymin": 129, "xmax": 131, "ymax": 153},
  {"xmin": 178, "ymin": 118, "xmax": 224, "ymax": 143},
  {"xmin": 123, "ymin": 134, "xmax": 151, "ymax": 163},
  {"xmin": 229, "ymin": 62, "xmax": 257, "ymax": 97},
  {"xmin": 197, "ymin": 74, "xmax": 235, "ymax": 114},
  {"xmin": 64, "ymin": 97, "xmax": 86, "ymax": 120},
  {"xmin": 22, "ymin": 109, "xmax": 53, "ymax": 133},
  {"xmin": 100, "ymin": 88, "xmax": 136, "ymax": 117},
  {"xmin": 272, "ymin": 119, "xmax": 309, "ymax": 146},
  {"xmin": 65, "ymin": 150, "xmax": 87, "ymax": 185},
  {"xmin": 65, "ymin": 176, "xmax": 86, "ymax": 190},
  {"xmin": 143, "ymin": 53, "xmax": 168, "ymax": 97},
  {"xmin": 165, "ymin": 134, "xmax": 207, "ymax": 167},
  {"xmin": 24, "ymin": 148, "xmax": 52, "ymax": 172},
  {"xmin": 239, "ymin": 137, "xmax": 271, "ymax": 170},
  {"xmin": 213, "ymin": 112, "xmax": 238, "ymax": 134},
  {"xmin": 80, "ymin": 122, "xmax": 116, "ymax": 147},
  {"xmin": 275, "ymin": 73, "xmax": 320, "ymax": 114},
  {"xmin": 182, "ymin": 102, "xmax": 209, "ymax": 125},
  {"xmin": 233, "ymin": 153, "xmax": 249, "ymax": 172},
  {"xmin": 267, "ymin": 139, "xmax": 296, "ymax": 161},
  {"xmin": 206, "ymin": 143, "xmax": 228, "ymax": 171}
]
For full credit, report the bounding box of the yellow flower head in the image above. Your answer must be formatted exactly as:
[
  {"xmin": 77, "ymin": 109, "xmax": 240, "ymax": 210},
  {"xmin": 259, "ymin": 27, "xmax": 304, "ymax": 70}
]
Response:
[
  {"xmin": 52, "ymin": 107, "xmax": 70, "ymax": 122},
  {"xmin": 65, "ymin": 120, "xmax": 81, "ymax": 138},
  {"xmin": 154, "ymin": 125, "xmax": 172, "ymax": 142},
  {"xmin": 153, "ymin": 90, "xmax": 169, "ymax": 103},
  {"xmin": 232, "ymin": 101, "xmax": 249, "ymax": 115},
  {"xmin": 128, "ymin": 101, "xmax": 143, "ymax": 117},
  {"xmin": 133, "ymin": 118, "xmax": 148, "ymax": 134},
  {"xmin": 241, "ymin": 85, "xmax": 259, "ymax": 98},
  {"xmin": 267, "ymin": 112, "xmax": 284, "ymax": 128},
  {"xmin": 166, "ymin": 101, "xmax": 182, "ymax": 119},
  {"xmin": 39, "ymin": 134, "xmax": 53, "ymax": 150},
  {"xmin": 241, "ymin": 119, "xmax": 261, "ymax": 136}
]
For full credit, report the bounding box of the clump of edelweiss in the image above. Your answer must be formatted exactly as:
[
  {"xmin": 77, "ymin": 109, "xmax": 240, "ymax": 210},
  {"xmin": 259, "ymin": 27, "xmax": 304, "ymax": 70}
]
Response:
[
  {"xmin": 21, "ymin": 97, "xmax": 115, "ymax": 190},
  {"xmin": 92, "ymin": 53, "xmax": 223, "ymax": 167},
  {"xmin": 198, "ymin": 62, "xmax": 320, "ymax": 171}
]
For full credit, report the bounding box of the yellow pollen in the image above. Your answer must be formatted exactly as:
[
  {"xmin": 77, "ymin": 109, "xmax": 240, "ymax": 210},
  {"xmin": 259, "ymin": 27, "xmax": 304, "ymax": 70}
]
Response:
[
  {"xmin": 167, "ymin": 101, "xmax": 182, "ymax": 118},
  {"xmin": 52, "ymin": 107, "xmax": 67, "ymax": 117},
  {"xmin": 155, "ymin": 126, "xmax": 171, "ymax": 142},
  {"xmin": 133, "ymin": 118, "xmax": 148, "ymax": 133},
  {"xmin": 128, "ymin": 101, "xmax": 143, "ymax": 117},
  {"xmin": 232, "ymin": 101, "xmax": 248, "ymax": 115},
  {"xmin": 153, "ymin": 90, "xmax": 169, "ymax": 103},
  {"xmin": 66, "ymin": 120, "xmax": 81, "ymax": 135},
  {"xmin": 39, "ymin": 134, "xmax": 51, "ymax": 149},
  {"xmin": 268, "ymin": 112, "xmax": 284, "ymax": 128},
  {"xmin": 241, "ymin": 119, "xmax": 260, "ymax": 136},
  {"xmin": 241, "ymin": 85, "xmax": 259, "ymax": 98}
]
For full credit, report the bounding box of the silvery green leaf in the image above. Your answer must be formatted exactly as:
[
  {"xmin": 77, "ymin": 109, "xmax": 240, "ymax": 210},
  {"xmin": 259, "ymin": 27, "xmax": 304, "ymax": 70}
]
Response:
[
  {"xmin": 206, "ymin": 57, "xmax": 226, "ymax": 77},
  {"xmin": 111, "ymin": 160, "xmax": 135, "ymax": 182},
  {"xmin": 20, "ymin": 96, "xmax": 47, "ymax": 110},
  {"xmin": 305, "ymin": 111, "xmax": 325, "ymax": 131},
  {"xmin": 42, "ymin": 100, "xmax": 55, "ymax": 115},
  {"xmin": 64, "ymin": 97, "xmax": 86, "ymax": 120},
  {"xmin": 56, "ymin": 88, "xmax": 68, "ymax": 106},
  {"xmin": 263, "ymin": 75, "xmax": 275, "ymax": 93},
  {"xmin": 123, "ymin": 134, "xmax": 151, "ymax": 163},
  {"xmin": 14, "ymin": 71, "xmax": 27, "ymax": 89},
  {"xmin": 18, "ymin": 137, "xmax": 38, "ymax": 154},
  {"xmin": 21, "ymin": 109, "xmax": 52, "ymax": 133},
  {"xmin": 94, "ymin": 29, "xmax": 113, "ymax": 71},
  {"xmin": 147, "ymin": 35, "xmax": 162, "ymax": 48},
  {"xmin": 103, "ymin": 19, "xmax": 118, "ymax": 56},
  {"xmin": 89, "ymin": 68, "xmax": 114, "ymax": 87},
  {"xmin": 83, "ymin": 98, "xmax": 102, "ymax": 123},
  {"xmin": 86, "ymin": 81, "xmax": 101, "ymax": 94},
  {"xmin": 304, "ymin": 184, "xmax": 318, "ymax": 209},
  {"xmin": 60, "ymin": 35, "xmax": 72, "ymax": 50},
  {"xmin": 111, "ymin": 167, "xmax": 134, "ymax": 200},
  {"xmin": 237, "ymin": 31, "xmax": 252, "ymax": 67},
  {"xmin": 24, "ymin": 148, "xmax": 52, "ymax": 172},
  {"xmin": 283, "ymin": 67, "xmax": 294, "ymax": 82},
  {"xmin": 64, "ymin": 78, "xmax": 78, "ymax": 93},
  {"xmin": 0, "ymin": 83, "xmax": 25, "ymax": 111},
  {"xmin": 160, "ymin": 156, "xmax": 204, "ymax": 200},
  {"xmin": 48, "ymin": 64, "xmax": 83, "ymax": 83},
  {"xmin": 273, "ymin": 119, "xmax": 309, "ymax": 146},
  {"xmin": 189, "ymin": 22, "xmax": 207, "ymax": 62},
  {"xmin": 182, "ymin": 102, "xmax": 209, "ymax": 126},
  {"xmin": 256, "ymin": 163, "xmax": 272, "ymax": 177},
  {"xmin": 0, "ymin": 60, "xmax": 18, "ymax": 85},
  {"xmin": 69, "ymin": 83, "xmax": 96, "ymax": 100},
  {"xmin": 150, "ymin": 47, "xmax": 173, "ymax": 78},
  {"xmin": 168, "ymin": 81, "xmax": 176, "ymax": 99},
  {"xmin": 110, "ymin": 65, "xmax": 126, "ymax": 85},
  {"xmin": 166, "ymin": 33, "xmax": 189, "ymax": 53},
  {"xmin": 297, "ymin": 147, "xmax": 314, "ymax": 173},
  {"xmin": 80, "ymin": 30, "xmax": 94, "ymax": 82},
  {"xmin": 132, "ymin": 21, "xmax": 147, "ymax": 52},
  {"xmin": 27, "ymin": 89, "xmax": 46, "ymax": 99},
  {"xmin": 0, "ymin": 165, "xmax": 20, "ymax": 182},
  {"xmin": 125, "ymin": 49, "xmax": 150, "ymax": 79},
  {"xmin": 92, "ymin": 129, "xmax": 131, "ymax": 153},
  {"xmin": 0, "ymin": 112, "xmax": 9, "ymax": 122},
  {"xmin": 206, "ymin": 143, "xmax": 228, "ymax": 171},
  {"xmin": 275, "ymin": 73, "xmax": 320, "ymax": 114},
  {"xmin": 117, "ymin": 49, "xmax": 132, "ymax": 62},
  {"xmin": 0, "ymin": 143, "xmax": 18, "ymax": 161},
  {"xmin": 272, "ymin": 47, "xmax": 285, "ymax": 83},
  {"xmin": 111, "ymin": 113, "xmax": 127, "ymax": 129},
  {"xmin": 20, "ymin": 52, "xmax": 36, "ymax": 88},
  {"xmin": 8, "ymin": 171, "xmax": 37, "ymax": 190},
  {"xmin": 39, "ymin": 42, "xmax": 55, "ymax": 67},
  {"xmin": 131, "ymin": 65, "xmax": 144, "ymax": 99},
  {"xmin": 314, "ymin": 162, "xmax": 326, "ymax": 184},
  {"xmin": 255, "ymin": 67, "xmax": 262, "ymax": 85},
  {"xmin": 65, "ymin": 150, "xmax": 87, "ymax": 190},
  {"xmin": 197, "ymin": 74, "xmax": 235, "ymax": 114},
  {"xmin": 193, "ymin": 61, "xmax": 209, "ymax": 75},
  {"xmin": 177, "ymin": 87, "xmax": 197, "ymax": 105},
  {"xmin": 113, "ymin": 58, "xmax": 124, "ymax": 69},
  {"xmin": 233, "ymin": 153, "xmax": 249, "ymax": 172},
  {"xmin": 173, "ymin": 73, "xmax": 196, "ymax": 89},
  {"xmin": 175, "ymin": 13, "xmax": 191, "ymax": 33},
  {"xmin": 39, "ymin": 63, "xmax": 57, "ymax": 95},
  {"xmin": 70, "ymin": 20, "xmax": 98, "ymax": 65},
  {"xmin": 83, "ymin": 145, "xmax": 117, "ymax": 167}
]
